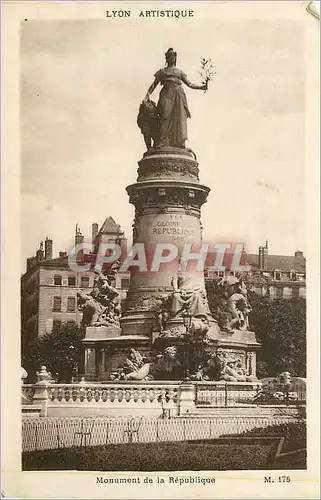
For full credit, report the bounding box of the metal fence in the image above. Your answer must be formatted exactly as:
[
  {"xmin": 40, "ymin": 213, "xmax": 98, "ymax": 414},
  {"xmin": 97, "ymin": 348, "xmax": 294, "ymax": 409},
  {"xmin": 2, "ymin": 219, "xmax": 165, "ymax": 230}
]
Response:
[
  {"xmin": 195, "ymin": 383, "xmax": 306, "ymax": 407},
  {"xmin": 21, "ymin": 414, "xmax": 298, "ymax": 453}
]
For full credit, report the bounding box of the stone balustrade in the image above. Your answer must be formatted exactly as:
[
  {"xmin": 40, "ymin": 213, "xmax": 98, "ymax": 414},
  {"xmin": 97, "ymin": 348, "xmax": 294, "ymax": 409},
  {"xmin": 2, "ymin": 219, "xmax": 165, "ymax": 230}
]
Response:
[
  {"xmin": 48, "ymin": 383, "xmax": 179, "ymax": 405},
  {"xmin": 27, "ymin": 380, "xmax": 182, "ymax": 417},
  {"xmin": 22, "ymin": 367, "xmax": 287, "ymax": 418}
]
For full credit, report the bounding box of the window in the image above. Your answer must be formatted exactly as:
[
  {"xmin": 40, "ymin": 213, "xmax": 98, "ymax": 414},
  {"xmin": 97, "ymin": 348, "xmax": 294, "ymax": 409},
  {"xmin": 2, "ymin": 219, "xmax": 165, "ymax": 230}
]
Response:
[
  {"xmin": 67, "ymin": 296, "xmax": 76, "ymax": 312},
  {"xmin": 68, "ymin": 276, "xmax": 76, "ymax": 287},
  {"xmin": 274, "ymin": 271, "xmax": 281, "ymax": 281},
  {"xmin": 54, "ymin": 274, "xmax": 62, "ymax": 285},
  {"xmin": 121, "ymin": 278, "xmax": 130, "ymax": 289},
  {"xmin": 276, "ymin": 287, "xmax": 283, "ymax": 299},
  {"xmin": 80, "ymin": 276, "xmax": 90, "ymax": 287},
  {"xmin": 290, "ymin": 271, "xmax": 297, "ymax": 281},
  {"xmin": 52, "ymin": 320, "xmax": 62, "ymax": 331},
  {"xmin": 53, "ymin": 296, "xmax": 62, "ymax": 311},
  {"xmin": 292, "ymin": 287, "xmax": 300, "ymax": 298}
]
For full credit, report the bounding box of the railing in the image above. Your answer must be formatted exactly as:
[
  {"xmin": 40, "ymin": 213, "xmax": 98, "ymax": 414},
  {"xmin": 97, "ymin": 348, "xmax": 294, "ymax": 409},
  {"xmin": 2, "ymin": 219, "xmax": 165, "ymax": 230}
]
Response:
[
  {"xmin": 21, "ymin": 414, "xmax": 298, "ymax": 453},
  {"xmin": 195, "ymin": 381, "xmax": 306, "ymax": 407},
  {"xmin": 47, "ymin": 383, "xmax": 179, "ymax": 405},
  {"xmin": 195, "ymin": 382, "xmax": 260, "ymax": 406},
  {"xmin": 22, "ymin": 379, "xmax": 306, "ymax": 418}
]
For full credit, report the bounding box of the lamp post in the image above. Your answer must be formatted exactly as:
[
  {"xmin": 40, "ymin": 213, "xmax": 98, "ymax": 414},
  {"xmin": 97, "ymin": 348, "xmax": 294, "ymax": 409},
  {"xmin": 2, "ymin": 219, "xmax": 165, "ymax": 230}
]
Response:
[
  {"xmin": 68, "ymin": 344, "xmax": 78, "ymax": 382},
  {"xmin": 182, "ymin": 309, "xmax": 193, "ymax": 380}
]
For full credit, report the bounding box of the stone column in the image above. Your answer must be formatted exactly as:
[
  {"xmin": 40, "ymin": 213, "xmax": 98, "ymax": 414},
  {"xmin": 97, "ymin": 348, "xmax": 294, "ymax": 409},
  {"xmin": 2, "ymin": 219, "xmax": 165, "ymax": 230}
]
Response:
[
  {"xmin": 121, "ymin": 148, "xmax": 211, "ymax": 337},
  {"xmin": 95, "ymin": 348, "xmax": 102, "ymax": 379},
  {"xmin": 101, "ymin": 349, "xmax": 106, "ymax": 378},
  {"xmin": 84, "ymin": 347, "xmax": 96, "ymax": 377}
]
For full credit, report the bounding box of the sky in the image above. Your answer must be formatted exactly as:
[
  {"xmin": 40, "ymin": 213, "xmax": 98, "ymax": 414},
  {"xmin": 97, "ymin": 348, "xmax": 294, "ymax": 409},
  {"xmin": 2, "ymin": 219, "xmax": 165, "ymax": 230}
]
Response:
[{"xmin": 20, "ymin": 17, "xmax": 305, "ymax": 272}]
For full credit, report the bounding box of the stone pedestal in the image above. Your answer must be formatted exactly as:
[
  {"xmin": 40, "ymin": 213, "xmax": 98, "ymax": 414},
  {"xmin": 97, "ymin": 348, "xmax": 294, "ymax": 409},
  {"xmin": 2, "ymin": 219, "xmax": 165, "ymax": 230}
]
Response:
[
  {"xmin": 213, "ymin": 329, "xmax": 260, "ymax": 379},
  {"xmin": 121, "ymin": 147, "xmax": 211, "ymax": 337},
  {"xmin": 83, "ymin": 326, "xmax": 150, "ymax": 381},
  {"xmin": 83, "ymin": 147, "xmax": 261, "ymax": 383}
]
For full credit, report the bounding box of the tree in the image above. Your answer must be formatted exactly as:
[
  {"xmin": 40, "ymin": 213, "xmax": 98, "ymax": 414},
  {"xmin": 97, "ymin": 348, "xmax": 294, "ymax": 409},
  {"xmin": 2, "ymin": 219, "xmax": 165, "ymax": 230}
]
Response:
[
  {"xmin": 24, "ymin": 322, "xmax": 85, "ymax": 383},
  {"xmin": 249, "ymin": 294, "xmax": 306, "ymax": 378}
]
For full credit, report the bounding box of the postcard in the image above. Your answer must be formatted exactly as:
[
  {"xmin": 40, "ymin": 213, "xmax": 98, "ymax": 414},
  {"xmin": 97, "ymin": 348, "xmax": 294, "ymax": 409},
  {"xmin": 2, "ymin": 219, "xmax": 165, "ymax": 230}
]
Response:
[{"xmin": 1, "ymin": 1, "xmax": 320, "ymax": 498}]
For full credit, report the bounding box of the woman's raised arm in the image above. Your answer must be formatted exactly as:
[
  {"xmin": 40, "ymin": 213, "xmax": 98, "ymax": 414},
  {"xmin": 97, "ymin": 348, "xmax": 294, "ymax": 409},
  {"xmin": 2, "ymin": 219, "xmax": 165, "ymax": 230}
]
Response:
[{"xmin": 181, "ymin": 74, "xmax": 207, "ymax": 91}]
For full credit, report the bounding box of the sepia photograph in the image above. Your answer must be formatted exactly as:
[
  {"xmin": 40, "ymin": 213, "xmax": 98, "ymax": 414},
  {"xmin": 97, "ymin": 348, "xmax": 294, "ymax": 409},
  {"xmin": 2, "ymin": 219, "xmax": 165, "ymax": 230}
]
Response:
[{"xmin": 1, "ymin": 1, "xmax": 320, "ymax": 498}]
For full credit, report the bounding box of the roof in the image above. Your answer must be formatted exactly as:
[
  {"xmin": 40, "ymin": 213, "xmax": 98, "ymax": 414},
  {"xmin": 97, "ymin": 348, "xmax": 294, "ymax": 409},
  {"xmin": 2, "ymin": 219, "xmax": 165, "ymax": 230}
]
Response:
[
  {"xmin": 244, "ymin": 254, "xmax": 306, "ymax": 272},
  {"xmin": 41, "ymin": 256, "xmax": 70, "ymax": 268},
  {"xmin": 205, "ymin": 251, "xmax": 306, "ymax": 273},
  {"xmin": 97, "ymin": 216, "xmax": 122, "ymax": 235}
]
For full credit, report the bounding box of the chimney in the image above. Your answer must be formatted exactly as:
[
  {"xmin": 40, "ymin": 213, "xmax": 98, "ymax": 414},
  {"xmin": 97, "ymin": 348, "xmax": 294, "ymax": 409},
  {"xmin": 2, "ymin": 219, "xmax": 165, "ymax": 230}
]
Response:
[
  {"xmin": 294, "ymin": 250, "xmax": 305, "ymax": 270},
  {"xmin": 36, "ymin": 241, "xmax": 44, "ymax": 262},
  {"xmin": 26, "ymin": 256, "xmax": 37, "ymax": 271},
  {"xmin": 75, "ymin": 224, "xmax": 84, "ymax": 247},
  {"xmin": 92, "ymin": 222, "xmax": 99, "ymax": 242},
  {"xmin": 44, "ymin": 237, "xmax": 53, "ymax": 260},
  {"xmin": 258, "ymin": 240, "xmax": 268, "ymax": 270}
]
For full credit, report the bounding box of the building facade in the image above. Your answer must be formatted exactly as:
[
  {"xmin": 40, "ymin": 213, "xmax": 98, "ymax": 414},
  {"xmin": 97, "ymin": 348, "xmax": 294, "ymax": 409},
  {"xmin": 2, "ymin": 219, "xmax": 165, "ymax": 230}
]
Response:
[
  {"xmin": 205, "ymin": 241, "xmax": 306, "ymax": 300},
  {"xmin": 21, "ymin": 218, "xmax": 129, "ymax": 358}
]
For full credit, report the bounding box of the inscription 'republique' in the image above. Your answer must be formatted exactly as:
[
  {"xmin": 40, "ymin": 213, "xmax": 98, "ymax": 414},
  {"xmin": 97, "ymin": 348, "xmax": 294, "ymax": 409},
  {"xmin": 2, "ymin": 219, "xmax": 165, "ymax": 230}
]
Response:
[{"xmin": 105, "ymin": 10, "xmax": 195, "ymax": 18}]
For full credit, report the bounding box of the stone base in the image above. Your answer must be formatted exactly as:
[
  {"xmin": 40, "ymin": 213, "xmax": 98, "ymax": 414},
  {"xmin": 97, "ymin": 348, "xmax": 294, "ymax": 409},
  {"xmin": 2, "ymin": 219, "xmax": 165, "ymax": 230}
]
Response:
[
  {"xmin": 83, "ymin": 330, "xmax": 151, "ymax": 382},
  {"xmin": 82, "ymin": 322, "xmax": 260, "ymax": 382},
  {"xmin": 213, "ymin": 330, "xmax": 260, "ymax": 380},
  {"xmin": 152, "ymin": 317, "xmax": 187, "ymax": 344},
  {"xmin": 83, "ymin": 325, "xmax": 122, "ymax": 341},
  {"xmin": 209, "ymin": 328, "xmax": 260, "ymax": 348},
  {"xmin": 139, "ymin": 147, "xmax": 199, "ymax": 182},
  {"xmin": 151, "ymin": 326, "xmax": 259, "ymax": 380},
  {"xmin": 120, "ymin": 310, "xmax": 156, "ymax": 337},
  {"xmin": 152, "ymin": 317, "xmax": 221, "ymax": 344}
]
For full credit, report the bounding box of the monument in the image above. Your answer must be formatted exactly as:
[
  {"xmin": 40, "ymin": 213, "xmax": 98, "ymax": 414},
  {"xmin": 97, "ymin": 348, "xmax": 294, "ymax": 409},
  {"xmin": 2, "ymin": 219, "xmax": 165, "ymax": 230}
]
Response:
[{"xmin": 82, "ymin": 48, "xmax": 260, "ymax": 382}]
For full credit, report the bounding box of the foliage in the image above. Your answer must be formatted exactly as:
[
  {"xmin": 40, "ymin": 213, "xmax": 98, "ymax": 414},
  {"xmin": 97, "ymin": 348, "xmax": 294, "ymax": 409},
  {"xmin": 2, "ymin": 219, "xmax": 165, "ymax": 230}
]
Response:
[
  {"xmin": 249, "ymin": 295, "xmax": 306, "ymax": 378},
  {"xmin": 230, "ymin": 421, "xmax": 306, "ymax": 454},
  {"xmin": 24, "ymin": 322, "xmax": 85, "ymax": 382},
  {"xmin": 199, "ymin": 58, "xmax": 216, "ymax": 88},
  {"xmin": 22, "ymin": 441, "xmax": 272, "ymax": 471}
]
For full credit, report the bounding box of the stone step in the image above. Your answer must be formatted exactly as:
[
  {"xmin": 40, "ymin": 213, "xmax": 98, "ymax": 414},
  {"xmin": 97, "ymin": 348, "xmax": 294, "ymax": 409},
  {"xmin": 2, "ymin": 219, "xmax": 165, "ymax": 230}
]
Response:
[
  {"xmin": 22, "ymin": 405, "xmax": 42, "ymax": 417},
  {"xmin": 186, "ymin": 405, "xmax": 297, "ymax": 418}
]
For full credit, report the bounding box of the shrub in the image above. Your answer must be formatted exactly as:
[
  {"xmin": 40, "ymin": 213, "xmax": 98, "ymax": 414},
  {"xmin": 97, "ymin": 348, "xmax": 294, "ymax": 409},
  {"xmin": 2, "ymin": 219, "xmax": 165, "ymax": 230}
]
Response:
[
  {"xmin": 227, "ymin": 421, "xmax": 306, "ymax": 453},
  {"xmin": 23, "ymin": 441, "xmax": 274, "ymax": 471}
]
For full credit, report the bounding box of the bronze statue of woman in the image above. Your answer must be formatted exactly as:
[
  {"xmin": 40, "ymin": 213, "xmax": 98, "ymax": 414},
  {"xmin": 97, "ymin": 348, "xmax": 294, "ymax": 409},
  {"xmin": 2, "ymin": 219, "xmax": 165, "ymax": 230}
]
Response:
[{"xmin": 143, "ymin": 48, "xmax": 207, "ymax": 149}]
